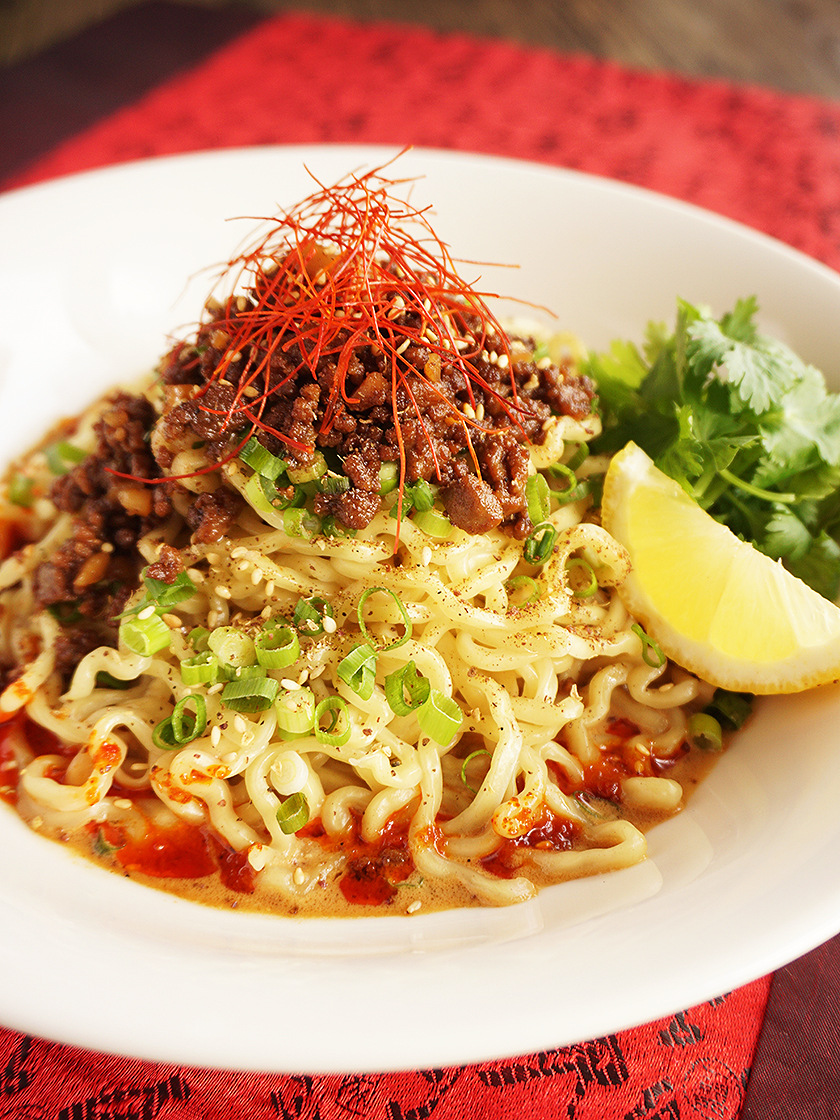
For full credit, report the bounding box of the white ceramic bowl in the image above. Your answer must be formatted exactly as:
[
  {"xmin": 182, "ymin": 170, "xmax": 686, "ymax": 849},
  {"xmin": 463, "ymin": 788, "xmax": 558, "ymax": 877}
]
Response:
[{"xmin": 0, "ymin": 145, "xmax": 839, "ymax": 1073}]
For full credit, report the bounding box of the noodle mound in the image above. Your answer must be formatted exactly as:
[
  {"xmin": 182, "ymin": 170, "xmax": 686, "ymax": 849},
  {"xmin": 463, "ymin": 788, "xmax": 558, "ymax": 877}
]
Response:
[{"xmin": 0, "ymin": 164, "xmax": 719, "ymax": 915}]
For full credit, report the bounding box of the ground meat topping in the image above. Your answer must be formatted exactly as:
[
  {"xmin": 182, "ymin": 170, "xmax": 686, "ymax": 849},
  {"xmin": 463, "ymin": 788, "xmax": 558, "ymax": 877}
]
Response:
[{"xmin": 155, "ymin": 296, "xmax": 595, "ymax": 535}]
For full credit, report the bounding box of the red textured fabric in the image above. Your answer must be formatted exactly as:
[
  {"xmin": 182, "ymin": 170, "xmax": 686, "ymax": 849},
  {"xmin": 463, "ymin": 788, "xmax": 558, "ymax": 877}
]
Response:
[
  {"xmin": 0, "ymin": 979, "xmax": 768, "ymax": 1118},
  {"xmin": 3, "ymin": 12, "xmax": 840, "ymax": 273},
  {"xmin": 4, "ymin": 8, "xmax": 839, "ymax": 1116}
]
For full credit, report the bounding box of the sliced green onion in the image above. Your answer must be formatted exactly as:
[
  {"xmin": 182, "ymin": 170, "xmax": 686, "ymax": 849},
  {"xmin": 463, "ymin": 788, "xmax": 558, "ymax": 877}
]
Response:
[
  {"xmin": 565, "ymin": 556, "xmax": 598, "ymax": 598},
  {"xmin": 337, "ymin": 643, "xmax": 377, "ymax": 700},
  {"xmin": 143, "ymin": 570, "xmax": 197, "ymax": 610},
  {"xmin": 8, "ymin": 473, "xmax": 34, "ymax": 508},
  {"xmin": 255, "ymin": 623, "xmax": 300, "ymax": 670},
  {"xmin": 412, "ymin": 508, "xmax": 453, "ymax": 538},
  {"xmin": 283, "ymin": 507, "xmax": 320, "ymax": 539},
  {"xmin": 410, "ymin": 480, "xmax": 435, "ymax": 512},
  {"xmin": 417, "ymin": 689, "xmax": 462, "ymax": 745},
  {"xmin": 293, "ymin": 596, "xmax": 334, "ymax": 635},
  {"xmin": 525, "ymin": 473, "xmax": 551, "ymax": 525},
  {"xmin": 319, "ymin": 515, "xmax": 357, "ymax": 539},
  {"xmin": 523, "ymin": 523, "xmax": 557, "ymax": 565},
  {"xmin": 222, "ymin": 662, "xmax": 267, "ymax": 682},
  {"xmin": 180, "ymin": 650, "xmax": 219, "ymax": 686},
  {"xmin": 120, "ymin": 612, "xmax": 171, "ymax": 656},
  {"xmin": 188, "ymin": 626, "xmax": 211, "ymax": 651},
  {"xmin": 95, "ymin": 671, "xmax": 135, "ymax": 690},
  {"xmin": 286, "ymin": 451, "xmax": 327, "ymax": 484},
  {"xmin": 208, "ymin": 626, "xmax": 257, "ymax": 669},
  {"xmin": 564, "ymin": 442, "xmax": 589, "ymax": 471},
  {"xmin": 239, "ymin": 436, "xmax": 287, "ymax": 480},
  {"xmin": 504, "ymin": 575, "xmax": 540, "ymax": 606},
  {"xmin": 460, "ymin": 748, "xmax": 490, "ymax": 793},
  {"xmin": 319, "ymin": 473, "xmax": 351, "ymax": 495},
  {"xmin": 153, "ymin": 694, "xmax": 207, "ymax": 750},
  {"xmin": 45, "ymin": 440, "xmax": 87, "ymax": 475},
  {"xmin": 378, "ymin": 463, "xmax": 399, "ymax": 495},
  {"xmin": 705, "ymin": 689, "xmax": 753, "ymax": 730},
  {"xmin": 276, "ymin": 791, "xmax": 309, "ymax": 834},
  {"xmin": 384, "ymin": 660, "xmax": 430, "ymax": 716},
  {"xmin": 631, "ymin": 623, "xmax": 666, "ymax": 668},
  {"xmin": 687, "ymin": 712, "xmax": 724, "ymax": 752},
  {"xmin": 221, "ymin": 675, "xmax": 279, "ymax": 712},
  {"xmin": 244, "ymin": 472, "xmax": 283, "ymax": 521},
  {"xmin": 314, "ymin": 696, "xmax": 351, "ymax": 746},
  {"xmin": 357, "ymin": 587, "xmax": 412, "ymax": 651},
  {"xmin": 275, "ymin": 688, "xmax": 316, "ymax": 738}
]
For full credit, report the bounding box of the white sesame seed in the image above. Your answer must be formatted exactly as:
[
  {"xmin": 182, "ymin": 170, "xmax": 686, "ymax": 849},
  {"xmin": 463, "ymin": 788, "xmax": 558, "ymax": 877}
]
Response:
[
  {"xmin": 101, "ymin": 542, "xmax": 114, "ymax": 553},
  {"xmin": 395, "ymin": 338, "xmax": 411, "ymax": 356},
  {"xmin": 251, "ymin": 568, "xmax": 264, "ymax": 585},
  {"xmin": 187, "ymin": 568, "xmax": 205, "ymax": 583},
  {"xmin": 293, "ymin": 867, "xmax": 306, "ymax": 886},
  {"xmin": 421, "ymin": 546, "xmax": 432, "ymax": 567},
  {"xmin": 207, "ymin": 682, "xmax": 224, "ymax": 695},
  {"xmin": 248, "ymin": 845, "xmax": 267, "ymax": 871},
  {"xmin": 137, "ymin": 605, "xmax": 156, "ymax": 620},
  {"xmin": 462, "ymin": 403, "xmax": 476, "ymax": 419},
  {"xmin": 233, "ymin": 715, "xmax": 247, "ymax": 734},
  {"xmin": 474, "ymin": 402, "xmax": 485, "ymax": 421},
  {"xmin": 114, "ymin": 798, "xmax": 133, "ymax": 810},
  {"xmin": 230, "ymin": 547, "xmax": 247, "ymax": 559},
  {"xmin": 497, "ymin": 353, "xmax": 510, "ymax": 369},
  {"xmin": 280, "ymin": 678, "xmax": 298, "ymax": 690},
  {"xmin": 215, "ymin": 585, "xmax": 232, "ymax": 599},
  {"xmin": 407, "ymin": 900, "xmax": 422, "ymax": 914},
  {"xmin": 322, "ymin": 615, "xmax": 337, "ymax": 634},
  {"xmin": 161, "ymin": 613, "xmax": 181, "ymax": 628},
  {"xmin": 210, "ymin": 726, "xmax": 221, "ymax": 746},
  {"xmin": 265, "ymin": 580, "xmax": 275, "ymax": 595},
  {"xmin": 236, "ymin": 560, "xmax": 251, "ymax": 572}
]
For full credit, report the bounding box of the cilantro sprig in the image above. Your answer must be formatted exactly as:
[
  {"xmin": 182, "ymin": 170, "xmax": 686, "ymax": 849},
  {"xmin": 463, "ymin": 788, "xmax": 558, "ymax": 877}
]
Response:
[{"xmin": 588, "ymin": 297, "xmax": 840, "ymax": 600}]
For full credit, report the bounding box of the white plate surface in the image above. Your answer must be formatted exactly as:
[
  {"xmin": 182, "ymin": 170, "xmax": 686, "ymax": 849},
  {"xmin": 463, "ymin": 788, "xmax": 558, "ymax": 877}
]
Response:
[{"xmin": 1, "ymin": 145, "xmax": 839, "ymax": 1073}]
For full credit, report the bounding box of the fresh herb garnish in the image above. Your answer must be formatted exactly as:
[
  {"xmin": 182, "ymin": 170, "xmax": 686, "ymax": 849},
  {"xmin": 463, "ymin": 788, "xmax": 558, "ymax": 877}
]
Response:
[{"xmin": 588, "ymin": 297, "xmax": 840, "ymax": 599}]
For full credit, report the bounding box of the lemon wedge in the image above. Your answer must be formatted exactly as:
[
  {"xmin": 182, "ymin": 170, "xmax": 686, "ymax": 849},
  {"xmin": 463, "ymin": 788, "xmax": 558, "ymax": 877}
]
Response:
[{"xmin": 601, "ymin": 441, "xmax": 840, "ymax": 694}]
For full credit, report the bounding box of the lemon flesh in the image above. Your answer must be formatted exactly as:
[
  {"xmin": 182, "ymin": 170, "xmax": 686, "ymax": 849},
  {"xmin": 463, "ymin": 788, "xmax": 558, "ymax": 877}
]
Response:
[{"xmin": 601, "ymin": 442, "xmax": 840, "ymax": 694}]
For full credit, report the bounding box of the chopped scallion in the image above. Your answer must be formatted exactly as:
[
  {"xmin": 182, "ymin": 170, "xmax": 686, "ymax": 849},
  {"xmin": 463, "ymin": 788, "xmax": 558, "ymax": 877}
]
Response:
[
  {"xmin": 276, "ymin": 791, "xmax": 309, "ymax": 834},
  {"xmin": 504, "ymin": 575, "xmax": 540, "ymax": 606},
  {"xmin": 153, "ymin": 694, "xmax": 207, "ymax": 749},
  {"xmin": 45, "ymin": 440, "xmax": 87, "ymax": 476},
  {"xmin": 631, "ymin": 623, "xmax": 666, "ymax": 668},
  {"xmin": 221, "ymin": 675, "xmax": 279, "ymax": 712},
  {"xmin": 412, "ymin": 508, "xmax": 453, "ymax": 538},
  {"xmin": 8, "ymin": 473, "xmax": 34, "ymax": 508},
  {"xmin": 180, "ymin": 650, "xmax": 220, "ymax": 686},
  {"xmin": 525, "ymin": 473, "xmax": 551, "ymax": 525},
  {"xmin": 255, "ymin": 623, "xmax": 300, "ymax": 670},
  {"xmin": 293, "ymin": 596, "xmax": 334, "ymax": 635},
  {"xmin": 275, "ymin": 688, "xmax": 316, "ymax": 738},
  {"xmin": 523, "ymin": 523, "xmax": 557, "ymax": 565},
  {"xmin": 417, "ymin": 689, "xmax": 462, "ymax": 745},
  {"xmin": 687, "ymin": 712, "xmax": 724, "ymax": 752},
  {"xmin": 283, "ymin": 507, "xmax": 320, "ymax": 539},
  {"xmin": 120, "ymin": 612, "xmax": 171, "ymax": 656},
  {"xmin": 357, "ymin": 586, "xmax": 412, "ymax": 651},
  {"xmin": 565, "ymin": 556, "xmax": 598, "ymax": 598},
  {"xmin": 314, "ymin": 696, "xmax": 351, "ymax": 746},
  {"xmin": 239, "ymin": 436, "xmax": 287, "ymax": 480},
  {"xmin": 286, "ymin": 451, "xmax": 327, "ymax": 484},
  {"xmin": 460, "ymin": 748, "xmax": 491, "ymax": 793},
  {"xmin": 384, "ymin": 660, "xmax": 430, "ymax": 716},
  {"xmin": 337, "ymin": 643, "xmax": 377, "ymax": 700},
  {"xmin": 143, "ymin": 570, "xmax": 197, "ymax": 610},
  {"xmin": 208, "ymin": 626, "xmax": 257, "ymax": 669}
]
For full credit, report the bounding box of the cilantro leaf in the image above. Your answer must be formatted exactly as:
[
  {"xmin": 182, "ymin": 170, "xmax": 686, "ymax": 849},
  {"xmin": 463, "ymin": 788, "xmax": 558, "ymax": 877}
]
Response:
[{"xmin": 589, "ymin": 297, "xmax": 840, "ymax": 599}]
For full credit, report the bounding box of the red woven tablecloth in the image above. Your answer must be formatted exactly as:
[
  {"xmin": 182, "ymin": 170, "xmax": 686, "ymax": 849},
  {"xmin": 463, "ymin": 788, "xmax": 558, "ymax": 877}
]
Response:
[{"xmin": 2, "ymin": 10, "xmax": 840, "ymax": 1118}]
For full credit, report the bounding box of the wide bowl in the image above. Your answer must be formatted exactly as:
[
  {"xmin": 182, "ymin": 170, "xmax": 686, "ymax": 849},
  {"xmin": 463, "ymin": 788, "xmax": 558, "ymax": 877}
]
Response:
[{"xmin": 0, "ymin": 144, "xmax": 838, "ymax": 1073}]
